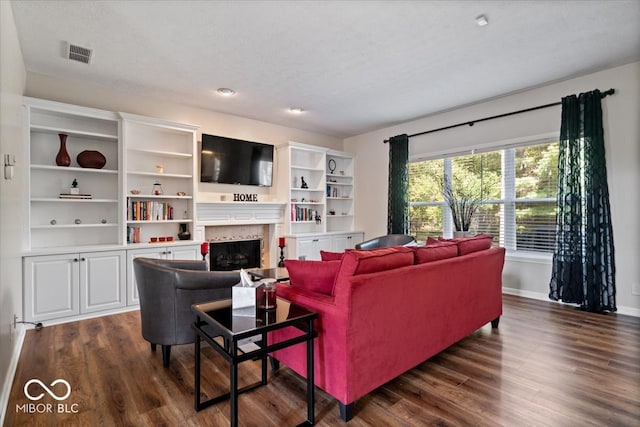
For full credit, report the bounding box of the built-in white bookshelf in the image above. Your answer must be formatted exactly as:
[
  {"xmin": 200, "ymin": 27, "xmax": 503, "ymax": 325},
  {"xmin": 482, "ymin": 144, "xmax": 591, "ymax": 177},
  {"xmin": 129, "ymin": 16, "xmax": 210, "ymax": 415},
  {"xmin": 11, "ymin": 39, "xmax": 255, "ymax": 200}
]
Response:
[
  {"xmin": 326, "ymin": 150, "xmax": 355, "ymax": 232},
  {"xmin": 24, "ymin": 97, "xmax": 121, "ymax": 249},
  {"xmin": 120, "ymin": 113, "xmax": 198, "ymax": 245},
  {"xmin": 277, "ymin": 143, "xmax": 327, "ymax": 235},
  {"xmin": 276, "ymin": 142, "xmax": 362, "ymax": 260}
]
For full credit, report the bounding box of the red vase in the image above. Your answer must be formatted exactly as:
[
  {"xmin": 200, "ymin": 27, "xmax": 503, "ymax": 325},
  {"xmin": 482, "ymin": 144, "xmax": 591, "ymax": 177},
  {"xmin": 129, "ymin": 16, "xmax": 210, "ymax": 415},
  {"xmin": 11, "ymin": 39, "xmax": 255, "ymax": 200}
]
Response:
[{"xmin": 56, "ymin": 133, "xmax": 71, "ymax": 167}]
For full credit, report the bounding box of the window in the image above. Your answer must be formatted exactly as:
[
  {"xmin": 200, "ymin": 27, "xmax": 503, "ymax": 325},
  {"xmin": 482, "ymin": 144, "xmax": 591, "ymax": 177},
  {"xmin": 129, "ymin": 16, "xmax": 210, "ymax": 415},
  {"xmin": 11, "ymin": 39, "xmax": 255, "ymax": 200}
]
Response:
[{"xmin": 408, "ymin": 140, "xmax": 558, "ymax": 253}]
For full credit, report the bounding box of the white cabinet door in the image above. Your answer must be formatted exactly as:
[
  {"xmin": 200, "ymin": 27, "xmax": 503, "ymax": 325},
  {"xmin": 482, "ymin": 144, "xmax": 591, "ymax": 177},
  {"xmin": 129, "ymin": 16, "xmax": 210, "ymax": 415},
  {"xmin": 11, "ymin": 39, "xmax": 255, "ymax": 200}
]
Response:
[
  {"xmin": 296, "ymin": 238, "xmax": 315, "ymax": 260},
  {"xmin": 333, "ymin": 234, "xmax": 349, "ymax": 252},
  {"xmin": 24, "ymin": 254, "xmax": 80, "ymax": 322},
  {"xmin": 126, "ymin": 244, "xmax": 201, "ymax": 306},
  {"xmin": 80, "ymin": 250, "xmax": 126, "ymax": 314},
  {"xmin": 346, "ymin": 232, "xmax": 363, "ymax": 249},
  {"xmin": 295, "ymin": 236, "xmax": 332, "ymax": 260},
  {"xmin": 126, "ymin": 247, "xmax": 165, "ymax": 306},
  {"xmin": 333, "ymin": 232, "xmax": 364, "ymax": 251},
  {"xmin": 315, "ymin": 236, "xmax": 333, "ymax": 257},
  {"xmin": 168, "ymin": 244, "xmax": 199, "ymax": 260}
]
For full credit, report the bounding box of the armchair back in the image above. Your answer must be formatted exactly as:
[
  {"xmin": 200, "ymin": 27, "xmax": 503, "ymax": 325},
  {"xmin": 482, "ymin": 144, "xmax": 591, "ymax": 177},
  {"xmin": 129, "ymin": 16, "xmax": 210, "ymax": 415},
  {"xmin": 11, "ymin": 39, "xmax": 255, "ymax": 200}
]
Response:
[{"xmin": 133, "ymin": 257, "xmax": 240, "ymax": 347}]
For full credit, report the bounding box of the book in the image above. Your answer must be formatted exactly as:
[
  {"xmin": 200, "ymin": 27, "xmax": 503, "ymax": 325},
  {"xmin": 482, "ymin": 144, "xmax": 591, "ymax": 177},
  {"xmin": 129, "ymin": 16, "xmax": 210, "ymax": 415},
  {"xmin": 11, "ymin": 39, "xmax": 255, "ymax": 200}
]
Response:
[{"xmin": 59, "ymin": 194, "xmax": 92, "ymax": 199}]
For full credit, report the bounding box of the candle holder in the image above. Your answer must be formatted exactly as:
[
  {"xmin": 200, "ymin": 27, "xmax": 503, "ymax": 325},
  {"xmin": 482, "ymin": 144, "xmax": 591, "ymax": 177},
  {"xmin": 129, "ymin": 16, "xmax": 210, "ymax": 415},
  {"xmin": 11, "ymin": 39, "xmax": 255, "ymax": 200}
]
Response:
[
  {"xmin": 201, "ymin": 242, "xmax": 209, "ymax": 261},
  {"xmin": 278, "ymin": 243, "xmax": 285, "ymax": 267}
]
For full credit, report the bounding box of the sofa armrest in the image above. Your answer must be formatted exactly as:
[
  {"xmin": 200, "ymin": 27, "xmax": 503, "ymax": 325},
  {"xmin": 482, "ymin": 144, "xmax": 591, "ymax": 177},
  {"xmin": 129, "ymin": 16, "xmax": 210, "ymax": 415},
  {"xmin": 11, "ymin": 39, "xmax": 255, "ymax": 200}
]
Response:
[{"xmin": 276, "ymin": 283, "xmax": 346, "ymax": 320}]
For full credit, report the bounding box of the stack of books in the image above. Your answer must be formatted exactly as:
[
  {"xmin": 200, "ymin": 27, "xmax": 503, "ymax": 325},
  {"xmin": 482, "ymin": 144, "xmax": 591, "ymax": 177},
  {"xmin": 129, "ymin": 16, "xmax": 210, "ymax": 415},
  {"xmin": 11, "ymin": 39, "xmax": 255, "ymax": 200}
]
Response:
[{"xmin": 59, "ymin": 193, "xmax": 92, "ymax": 199}]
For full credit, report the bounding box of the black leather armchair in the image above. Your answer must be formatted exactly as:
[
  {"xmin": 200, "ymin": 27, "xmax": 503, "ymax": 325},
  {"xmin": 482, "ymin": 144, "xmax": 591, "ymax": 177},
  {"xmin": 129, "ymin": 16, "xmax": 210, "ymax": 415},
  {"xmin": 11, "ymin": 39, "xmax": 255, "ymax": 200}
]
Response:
[
  {"xmin": 133, "ymin": 257, "xmax": 240, "ymax": 367},
  {"xmin": 355, "ymin": 234, "xmax": 415, "ymax": 250}
]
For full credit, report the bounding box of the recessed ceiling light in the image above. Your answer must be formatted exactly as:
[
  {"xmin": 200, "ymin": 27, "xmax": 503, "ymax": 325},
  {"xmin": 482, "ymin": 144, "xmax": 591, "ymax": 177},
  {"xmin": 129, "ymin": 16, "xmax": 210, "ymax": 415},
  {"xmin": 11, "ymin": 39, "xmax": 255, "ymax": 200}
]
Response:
[
  {"xmin": 475, "ymin": 14, "xmax": 489, "ymax": 27},
  {"xmin": 288, "ymin": 107, "xmax": 305, "ymax": 114},
  {"xmin": 216, "ymin": 88, "xmax": 236, "ymax": 97}
]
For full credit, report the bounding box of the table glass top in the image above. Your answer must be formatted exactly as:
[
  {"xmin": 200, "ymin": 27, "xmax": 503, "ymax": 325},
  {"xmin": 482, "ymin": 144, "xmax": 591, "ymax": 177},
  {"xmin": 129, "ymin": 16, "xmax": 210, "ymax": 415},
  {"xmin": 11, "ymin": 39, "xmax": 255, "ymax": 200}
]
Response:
[
  {"xmin": 192, "ymin": 297, "xmax": 314, "ymax": 336},
  {"xmin": 246, "ymin": 267, "xmax": 289, "ymax": 281}
]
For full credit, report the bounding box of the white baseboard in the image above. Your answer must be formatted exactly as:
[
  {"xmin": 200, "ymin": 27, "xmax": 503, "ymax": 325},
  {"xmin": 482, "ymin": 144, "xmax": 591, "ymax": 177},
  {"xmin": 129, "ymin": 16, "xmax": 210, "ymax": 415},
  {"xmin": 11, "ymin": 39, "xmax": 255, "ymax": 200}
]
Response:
[
  {"xmin": 32, "ymin": 305, "xmax": 140, "ymax": 328},
  {"xmin": 502, "ymin": 287, "xmax": 640, "ymax": 317},
  {"xmin": 0, "ymin": 324, "xmax": 26, "ymax": 426}
]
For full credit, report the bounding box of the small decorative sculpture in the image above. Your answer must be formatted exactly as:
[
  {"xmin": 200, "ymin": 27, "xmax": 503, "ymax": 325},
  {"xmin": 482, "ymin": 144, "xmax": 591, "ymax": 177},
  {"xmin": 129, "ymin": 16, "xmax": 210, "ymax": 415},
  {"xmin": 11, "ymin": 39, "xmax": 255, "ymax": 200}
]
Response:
[
  {"xmin": 70, "ymin": 178, "xmax": 80, "ymax": 195},
  {"xmin": 301, "ymin": 176, "xmax": 308, "ymax": 189}
]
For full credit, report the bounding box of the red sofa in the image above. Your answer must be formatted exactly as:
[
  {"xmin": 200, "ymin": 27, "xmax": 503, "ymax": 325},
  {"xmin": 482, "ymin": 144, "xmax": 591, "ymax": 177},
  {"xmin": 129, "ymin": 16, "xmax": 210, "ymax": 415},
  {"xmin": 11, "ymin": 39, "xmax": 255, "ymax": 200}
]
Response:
[{"xmin": 270, "ymin": 235, "xmax": 506, "ymax": 421}]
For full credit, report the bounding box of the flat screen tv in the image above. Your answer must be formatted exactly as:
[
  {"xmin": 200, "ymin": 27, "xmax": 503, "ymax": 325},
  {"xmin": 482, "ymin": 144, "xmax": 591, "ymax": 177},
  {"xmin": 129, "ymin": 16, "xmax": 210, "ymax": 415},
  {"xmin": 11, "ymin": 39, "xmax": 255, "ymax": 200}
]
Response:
[{"xmin": 200, "ymin": 134, "xmax": 274, "ymax": 186}]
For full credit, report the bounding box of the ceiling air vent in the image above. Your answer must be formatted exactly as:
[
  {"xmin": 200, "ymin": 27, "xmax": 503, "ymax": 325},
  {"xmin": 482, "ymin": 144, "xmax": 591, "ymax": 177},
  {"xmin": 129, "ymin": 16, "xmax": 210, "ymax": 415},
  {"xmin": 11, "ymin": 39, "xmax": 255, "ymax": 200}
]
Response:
[{"xmin": 67, "ymin": 43, "xmax": 92, "ymax": 64}]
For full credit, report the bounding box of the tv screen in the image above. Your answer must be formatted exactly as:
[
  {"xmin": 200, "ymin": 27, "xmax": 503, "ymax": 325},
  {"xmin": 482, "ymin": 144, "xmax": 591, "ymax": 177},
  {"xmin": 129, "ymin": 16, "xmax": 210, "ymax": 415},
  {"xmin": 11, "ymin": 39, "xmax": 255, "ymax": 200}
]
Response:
[{"xmin": 200, "ymin": 134, "xmax": 273, "ymax": 186}]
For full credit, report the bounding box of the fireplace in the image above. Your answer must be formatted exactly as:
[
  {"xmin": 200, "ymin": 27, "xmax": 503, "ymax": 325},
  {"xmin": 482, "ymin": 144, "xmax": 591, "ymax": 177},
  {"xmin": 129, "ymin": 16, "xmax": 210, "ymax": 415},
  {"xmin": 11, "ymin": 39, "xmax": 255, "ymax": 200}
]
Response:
[{"xmin": 209, "ymin": 239, "xmax": 262, "ymax": 271}]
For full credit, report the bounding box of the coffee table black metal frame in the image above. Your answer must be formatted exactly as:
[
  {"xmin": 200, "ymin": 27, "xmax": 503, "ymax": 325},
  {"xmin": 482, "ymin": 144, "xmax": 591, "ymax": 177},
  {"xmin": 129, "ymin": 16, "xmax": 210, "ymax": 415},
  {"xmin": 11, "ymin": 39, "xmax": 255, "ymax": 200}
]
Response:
[{"xmin": 192, "ymin": 298, "xmax": 317, "ymax": 426}]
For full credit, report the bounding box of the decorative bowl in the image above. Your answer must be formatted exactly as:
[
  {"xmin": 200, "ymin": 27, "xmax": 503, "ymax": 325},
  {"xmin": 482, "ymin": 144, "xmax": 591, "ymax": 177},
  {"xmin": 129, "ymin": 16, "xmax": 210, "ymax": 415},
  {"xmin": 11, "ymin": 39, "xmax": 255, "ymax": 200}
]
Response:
[
  {"xmin": 176, "ymin": 191, "xmax": 186, "ymax": 196},
  {"xmin": 130, "ymin": 189, "xmax": 141, "ymax": 195},
  {"xmin": 77, "ymin": 150, "xmax": 106, "ymax": 169}
]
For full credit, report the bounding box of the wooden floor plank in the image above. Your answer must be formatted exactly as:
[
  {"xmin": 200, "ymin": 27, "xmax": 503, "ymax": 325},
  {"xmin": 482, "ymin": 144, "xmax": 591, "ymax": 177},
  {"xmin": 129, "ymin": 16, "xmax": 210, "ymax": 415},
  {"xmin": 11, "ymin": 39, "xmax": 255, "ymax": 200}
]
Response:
[{"xmin": 5, "ymin": 294, "xmax": 639, "ymax": 426}]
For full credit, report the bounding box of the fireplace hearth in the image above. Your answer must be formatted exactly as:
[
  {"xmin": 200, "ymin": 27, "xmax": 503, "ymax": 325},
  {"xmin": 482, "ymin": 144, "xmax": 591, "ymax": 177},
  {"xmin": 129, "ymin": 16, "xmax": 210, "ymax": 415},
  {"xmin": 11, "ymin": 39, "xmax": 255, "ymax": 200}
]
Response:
[{"xmin": 209, "ymin": 239, "xmax": 261, "ymax": 271}]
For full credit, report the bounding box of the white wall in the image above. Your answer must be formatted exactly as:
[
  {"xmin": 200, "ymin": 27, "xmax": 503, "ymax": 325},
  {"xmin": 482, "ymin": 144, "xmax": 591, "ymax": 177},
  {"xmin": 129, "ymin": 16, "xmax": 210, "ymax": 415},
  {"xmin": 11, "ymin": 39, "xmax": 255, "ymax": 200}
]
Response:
[
  {"xmin": 24, "ymin": 72, "xmax": 343, "ymax": 201},
  {"xmin": 345, "ymin": 62, "xmax": 640, "ymax": 316},
  {"xmin": 0, "ymin": 0, "xmax": 27, "ymax": 420}
]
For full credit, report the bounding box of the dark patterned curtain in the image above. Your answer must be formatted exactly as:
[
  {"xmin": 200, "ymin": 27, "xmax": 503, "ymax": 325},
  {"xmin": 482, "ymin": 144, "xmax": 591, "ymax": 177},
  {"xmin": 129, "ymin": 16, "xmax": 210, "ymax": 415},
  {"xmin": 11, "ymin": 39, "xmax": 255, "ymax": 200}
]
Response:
[
  {"xmin": 387, "ymin": 134, "xmax": 409, "ymax": 234},
  {"xmin": 549, "ymin": 90, "xmax": 616, "ymax": 312}
]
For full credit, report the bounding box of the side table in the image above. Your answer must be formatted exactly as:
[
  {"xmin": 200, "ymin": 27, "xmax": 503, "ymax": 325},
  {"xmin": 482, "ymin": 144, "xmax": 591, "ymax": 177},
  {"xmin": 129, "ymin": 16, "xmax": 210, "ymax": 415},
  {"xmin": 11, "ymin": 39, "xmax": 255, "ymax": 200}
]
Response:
[{"xmin": 192, "ymin": 298, "xmax": 317, "ymax": 426}]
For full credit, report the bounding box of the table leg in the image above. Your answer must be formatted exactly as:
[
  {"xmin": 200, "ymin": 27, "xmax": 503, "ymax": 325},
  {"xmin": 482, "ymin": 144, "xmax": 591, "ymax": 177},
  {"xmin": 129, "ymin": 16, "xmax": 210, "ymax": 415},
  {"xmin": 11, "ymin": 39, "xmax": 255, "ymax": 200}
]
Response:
[
  {"xmin": 194, "ymin": 329, "xmax": 201, "ymax": 411},
  {"xmin": 307, "ymin": 320, "xmax": 315, "ymax": 425},
  {"xmin": 261, "ymin": 332, "xmax": 268, "ymax": 385},
  {"xmin": 230, "ymin": 342, "xmax": 238, "ymax": 427}
]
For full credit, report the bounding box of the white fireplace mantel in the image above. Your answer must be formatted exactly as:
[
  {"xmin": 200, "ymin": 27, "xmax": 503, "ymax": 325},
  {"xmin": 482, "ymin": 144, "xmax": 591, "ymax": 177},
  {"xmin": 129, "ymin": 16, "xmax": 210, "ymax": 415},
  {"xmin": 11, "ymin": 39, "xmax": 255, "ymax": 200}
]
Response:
[{"xmin": 196, "ymin": 201, "xmax": 286, "ymax": 226}]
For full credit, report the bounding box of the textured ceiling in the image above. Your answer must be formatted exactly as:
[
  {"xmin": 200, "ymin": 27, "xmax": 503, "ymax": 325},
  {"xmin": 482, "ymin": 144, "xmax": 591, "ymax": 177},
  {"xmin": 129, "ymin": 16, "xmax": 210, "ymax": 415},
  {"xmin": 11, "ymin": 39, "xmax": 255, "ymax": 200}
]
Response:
[{"xmin": 10, "ymin": 0, "xmax": 640, "ymax": 138}]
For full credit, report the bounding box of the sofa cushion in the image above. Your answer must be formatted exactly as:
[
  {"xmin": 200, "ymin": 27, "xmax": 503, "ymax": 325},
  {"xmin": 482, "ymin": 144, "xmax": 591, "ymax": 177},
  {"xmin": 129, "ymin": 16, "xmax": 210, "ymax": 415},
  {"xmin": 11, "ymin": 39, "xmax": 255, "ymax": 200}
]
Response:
[
  {"xmin": 413, "ymin": 241, "xmax": 458, "ymax": 264},
  {"xmin": 320, "ymin": 250, "xmax": 344, "ymax": 261},
  {"xmin": 430, "ymin": 234, "xmax": 494, "ymax": 256},
  {"xmin": 457, "ymin": 234, "xmax": 493, "ymax": 255},
  {"xmin": 284, "ymin": 259, "xmax": 341, "ymax": 295},
  {"xmin": 337, "ymin": 247, "xmax": 414, "ymax": 279}
]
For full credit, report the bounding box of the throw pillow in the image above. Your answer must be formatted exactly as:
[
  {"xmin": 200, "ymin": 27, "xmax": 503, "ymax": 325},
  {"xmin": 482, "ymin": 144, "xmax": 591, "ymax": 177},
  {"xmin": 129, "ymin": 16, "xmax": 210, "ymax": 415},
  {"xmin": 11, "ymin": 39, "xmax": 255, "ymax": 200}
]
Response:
[
  {"xmin": 457, "ymin": 234, "xmax": 493, "ymax": 255},
  {"xmin": 284, "ymin": 259, "xmax": 341, "ymax": 295},
  {"xmin": 337, "ymin": 247, "xmax": 414, "ymax": 278},
  {"xmin": 320, "ymin": 250, "xmax": 344, "ymax": 261},
  {"xmin": 414, "ymin": 241, "xmax": 458, "ymax": 264}
]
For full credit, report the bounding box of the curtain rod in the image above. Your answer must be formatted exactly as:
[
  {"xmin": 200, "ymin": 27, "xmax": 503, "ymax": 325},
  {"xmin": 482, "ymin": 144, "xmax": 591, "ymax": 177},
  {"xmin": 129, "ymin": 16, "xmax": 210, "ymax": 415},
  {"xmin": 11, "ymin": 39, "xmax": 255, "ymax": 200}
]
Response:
[{"xmin": 383, "ymin": 88, "xmax": 615, "ymax": 143}]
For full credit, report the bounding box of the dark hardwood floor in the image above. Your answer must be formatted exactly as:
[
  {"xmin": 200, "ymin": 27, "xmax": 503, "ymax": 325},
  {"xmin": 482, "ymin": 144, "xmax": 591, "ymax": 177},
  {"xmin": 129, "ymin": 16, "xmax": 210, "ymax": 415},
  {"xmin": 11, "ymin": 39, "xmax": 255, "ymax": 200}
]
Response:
[{"xmin": 5, "ymin": 294, "xmax": 640, "ymax": 426}]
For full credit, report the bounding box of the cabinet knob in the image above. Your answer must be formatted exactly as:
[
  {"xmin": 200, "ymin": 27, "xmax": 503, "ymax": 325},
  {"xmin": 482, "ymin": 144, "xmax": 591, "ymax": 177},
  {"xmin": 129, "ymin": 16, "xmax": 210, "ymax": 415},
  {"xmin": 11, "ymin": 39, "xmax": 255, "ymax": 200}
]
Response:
[
  {"xmin": 73, "ymin": 258, "xmax": 79, "ymax": 262},
  {"xmin": 347, "ymin": 236, "xmax": 352, "ymax": 239},
  {"xmin": 166, "ymin": 251, "xmax": 172, "ymax": 255},
  {"xmin": 313, "ymin": 239, "xmax": 318, "ymax": 242},
  {"xmin": 80, "ymin": 257, "xmax": 86, "ymax": 261}
]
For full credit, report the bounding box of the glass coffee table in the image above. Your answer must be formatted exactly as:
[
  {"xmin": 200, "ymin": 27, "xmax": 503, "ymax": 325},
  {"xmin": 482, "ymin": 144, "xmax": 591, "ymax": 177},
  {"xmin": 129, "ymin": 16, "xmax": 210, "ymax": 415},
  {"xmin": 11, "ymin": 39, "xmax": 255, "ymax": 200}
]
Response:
[{"xmin": 192, "ymin": 297, "xmax": 317, "ymax": 426}]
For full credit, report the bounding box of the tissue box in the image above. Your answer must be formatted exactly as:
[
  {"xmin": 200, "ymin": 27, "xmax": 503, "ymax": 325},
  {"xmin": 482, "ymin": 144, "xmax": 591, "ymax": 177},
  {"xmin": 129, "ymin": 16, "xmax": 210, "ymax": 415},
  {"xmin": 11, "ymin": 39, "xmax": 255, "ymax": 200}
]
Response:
[{"xmin": 232, "ymin": 282, "xmax": 261, "ymax": 310}]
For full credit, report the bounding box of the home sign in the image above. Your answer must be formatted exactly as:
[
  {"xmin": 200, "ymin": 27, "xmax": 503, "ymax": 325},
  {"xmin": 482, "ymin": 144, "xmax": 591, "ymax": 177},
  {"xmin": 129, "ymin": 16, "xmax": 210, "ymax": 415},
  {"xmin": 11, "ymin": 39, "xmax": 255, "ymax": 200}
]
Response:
[{"xmin": 233, "ymin": 193, "xmax": 258, "ymax": 202}]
